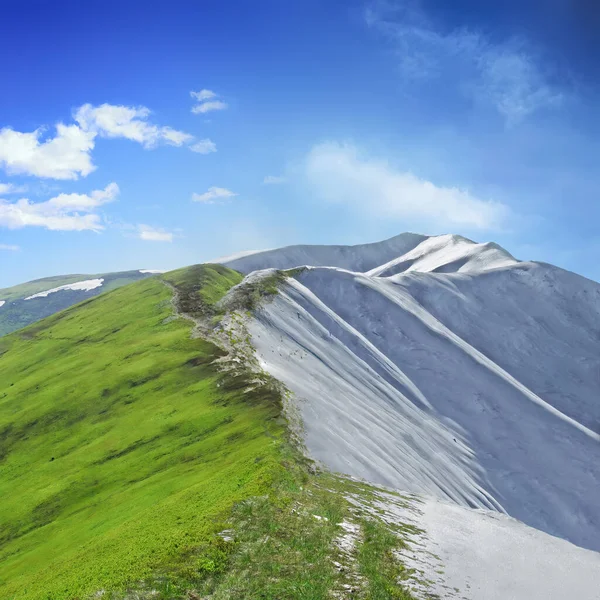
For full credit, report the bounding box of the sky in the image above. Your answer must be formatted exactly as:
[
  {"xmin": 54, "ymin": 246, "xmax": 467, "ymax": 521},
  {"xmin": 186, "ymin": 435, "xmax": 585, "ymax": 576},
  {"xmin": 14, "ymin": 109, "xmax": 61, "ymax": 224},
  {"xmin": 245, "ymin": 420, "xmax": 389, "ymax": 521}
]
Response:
[{"xmin": 1, "ymin": 0, "xmax": 599, "ymax": 288}]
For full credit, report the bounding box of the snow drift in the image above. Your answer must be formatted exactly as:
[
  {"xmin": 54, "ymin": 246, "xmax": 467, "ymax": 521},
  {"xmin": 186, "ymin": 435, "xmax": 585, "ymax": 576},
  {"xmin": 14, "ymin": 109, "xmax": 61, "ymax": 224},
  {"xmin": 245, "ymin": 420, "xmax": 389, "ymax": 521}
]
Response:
[{"xmin": 369, "ymin": 491, "xmax": 600, "ymax": 600}]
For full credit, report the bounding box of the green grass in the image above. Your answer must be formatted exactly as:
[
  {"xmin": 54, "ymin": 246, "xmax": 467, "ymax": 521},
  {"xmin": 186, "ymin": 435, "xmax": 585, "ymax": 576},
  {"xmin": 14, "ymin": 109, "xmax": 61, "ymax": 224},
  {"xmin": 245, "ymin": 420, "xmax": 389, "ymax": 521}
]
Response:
[
  {"xmin": 0, "ymin": 271, "xmax": 157, "ymax": 337},
  {"xmin": 162, "ymin": 264, "xmax": 243, "ymax": 317},
  {"xmin": 0, "ymin": 267, "xmax": 284, "ymax": 599},
  {"xmin": 105, "ymin": 464, "xmax": 419, "ymax": 600},
  {"xmin": 358, "ymin": 519, "xmax": 416, "ymax": 599}
]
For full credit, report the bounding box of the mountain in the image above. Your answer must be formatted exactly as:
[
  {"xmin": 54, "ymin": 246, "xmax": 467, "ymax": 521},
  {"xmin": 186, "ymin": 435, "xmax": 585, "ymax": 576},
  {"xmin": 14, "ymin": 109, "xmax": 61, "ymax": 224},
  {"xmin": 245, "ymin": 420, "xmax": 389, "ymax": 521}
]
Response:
[
  {"xmin": 233, "ymin": 235, "xmax": 600, "ymax": 557},
  {"xmin": 1, "ymin": 233, "xmax": 599, "ymax": 599},
  {"xmin": 219, "ymin": 232, "xmax": 518, "ymax": 275},
  {"xmin": 0, "ymin": 269, "xmax": 162, "ymax": 336},
  {"xmin": 238, "ymin": 237, "xmax": 600, "ymax": 554}
]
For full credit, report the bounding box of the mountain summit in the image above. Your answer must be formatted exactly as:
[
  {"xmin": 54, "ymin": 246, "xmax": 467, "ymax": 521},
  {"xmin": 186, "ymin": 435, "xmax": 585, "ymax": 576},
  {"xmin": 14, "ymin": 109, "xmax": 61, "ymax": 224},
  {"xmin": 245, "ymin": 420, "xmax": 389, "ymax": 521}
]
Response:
[{"xmin": 219, "ymin": 232, "xmax": 519, "ymax": 275}]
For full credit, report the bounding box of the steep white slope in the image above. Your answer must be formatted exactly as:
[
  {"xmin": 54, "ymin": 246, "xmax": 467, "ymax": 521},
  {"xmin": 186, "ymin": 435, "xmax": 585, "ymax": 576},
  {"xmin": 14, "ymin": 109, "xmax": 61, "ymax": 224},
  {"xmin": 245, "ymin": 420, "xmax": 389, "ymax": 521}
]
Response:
[
  {"xmin": 246, "ymin": 264, "xmax": 600, "ymax": 552},
  {"xmin": 367, "ymin": 234, "xmax": 518, "ymax": 276},
  {"xmin": 220, "ymin": 232, "xmax": 428, "ymax": 273},
  {"xmin": 371, "ymin": 492, "xmax": 600, "ymax": 600}
]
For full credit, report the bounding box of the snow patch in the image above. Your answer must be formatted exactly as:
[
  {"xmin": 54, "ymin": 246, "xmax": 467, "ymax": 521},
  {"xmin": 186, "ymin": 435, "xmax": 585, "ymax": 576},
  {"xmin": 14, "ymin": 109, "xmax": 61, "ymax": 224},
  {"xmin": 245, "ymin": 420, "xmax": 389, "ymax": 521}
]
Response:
[
  {"xmin": 375, "ymin": 493, "xmax": 600, "ymax": 600},
  {"xmin": 24, "ymin": 278, "xmax": 104, "ymax": 300},
  {"xmin": 0, "ymin": 300, "xmax": 5, "ymax": 308}
]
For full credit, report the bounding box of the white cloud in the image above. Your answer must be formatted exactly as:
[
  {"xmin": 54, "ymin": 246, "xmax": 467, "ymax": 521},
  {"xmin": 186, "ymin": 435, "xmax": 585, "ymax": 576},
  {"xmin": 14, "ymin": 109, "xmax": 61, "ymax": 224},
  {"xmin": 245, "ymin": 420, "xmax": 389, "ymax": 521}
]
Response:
[
  {"xmin": 0, "ymin": 243, "xmax": 19, "ymax": 251},
  {"xmin": 191, "ymin": 186, "xmax": 237, "ymax": 204},
  {"xmin": 192, "ymin": 100, "xmax": 228, "ymax": 114},
  {"xmin": 191, "ymin": 89, "xmax": 217, "ymax": 102},
  {"xmin": 304, "ymin": 142, "xmax": 509, "ymax": 229},
  {"xmin": 0, "ymin": 183, "xmax": 27, "ymax": 195},
  {"xmin": 0, "ymin": 124, "xmax": 96, "ymax": 180},
  {"xmin": 263, "ymin": 175, "xmax": 287, "ymax": 184},
  {"xmin": 138, "ymin": 224, "xmax": 173, "ymax": 242},
  {"xmin": 0, "ymin": 182, "xmax": 119, "ymax": 231},
  {"xmin": 190, "ymin": 89, "xmax": 228, "ymax": 114},
  {"xmin": 0, "ymin": 103, "xmax": 205, "ymax": 180},
  {"xmin": 366, "ymin": 1, "xmax": 563, "ymax": 123},
  {"xmin": 74, "ymin": 104, "xmax": 194, "ymax": 148},
  {"xmin": 476, "ymin": 49, "xmax": 563, "ymax": 124},
  {"xmin": 189, "ymin": 138, "xmax": 217, "ymax": 154}
]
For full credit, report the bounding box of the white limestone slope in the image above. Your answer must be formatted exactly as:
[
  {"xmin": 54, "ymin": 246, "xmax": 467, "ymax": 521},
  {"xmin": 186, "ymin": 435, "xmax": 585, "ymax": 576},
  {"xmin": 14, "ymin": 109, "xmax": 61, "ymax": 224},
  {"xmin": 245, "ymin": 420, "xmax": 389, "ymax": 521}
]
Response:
[{"xmin": 245, "ymin": 259, "xmax": 600, "ymax": 553}]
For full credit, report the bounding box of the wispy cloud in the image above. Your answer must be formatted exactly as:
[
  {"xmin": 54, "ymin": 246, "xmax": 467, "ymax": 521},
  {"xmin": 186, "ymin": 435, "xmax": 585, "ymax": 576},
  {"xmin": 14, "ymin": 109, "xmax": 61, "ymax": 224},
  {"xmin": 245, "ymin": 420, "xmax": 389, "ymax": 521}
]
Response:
[
  {"xmin": 191, "ymin": 89, "xmax": 217, "ymax": 102},
  {"xmin": 0, "ymin": 183, "xmax": 27, "ymax": 195},
  {"xmin": 189, "ymin": 139, "xmax": 217, "ymax": 154},
  {"xmin": 74, "ymin": 104, "xmax": 194, "ymax": 148},
  {"xmin": 263, "ymin": 175, "xmax": 287, "ymax": 185},
  {"xmin": 0, "ymin": 182, "xmax": 119, "ymax": 231},
  {"xmin": 366, "ymin": 0, "xmax": 563, "ymax": 124},
  {"xmin": 0, "ymin": 243, "xmax": 20, "ymax": 251},
  {"xmin": 190, "ymin": 89, "xmax": 228, "ymax": 114},
  {"xmin": 192, "ymin": 186, "xmax": 237, "ymax": 204},
  {"xmin": 137, "ymin": 224, "xmax": 173, "ymax": 242},
  {"xmin": 0, "ymin": 102, "xmax": 211, "ymax": 180},
  {"xmin": 304, "ymin": 142, "xmax": 509, "ymax": 229}
]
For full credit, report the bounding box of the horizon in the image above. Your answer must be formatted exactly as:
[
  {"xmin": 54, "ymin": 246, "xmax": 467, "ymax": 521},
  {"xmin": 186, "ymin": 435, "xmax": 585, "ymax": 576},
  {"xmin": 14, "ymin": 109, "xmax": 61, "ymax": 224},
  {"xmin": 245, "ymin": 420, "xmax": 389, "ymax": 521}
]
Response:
[{"xmin": 2, "ymin": 0, "xmax": 600, "ymax": 288}]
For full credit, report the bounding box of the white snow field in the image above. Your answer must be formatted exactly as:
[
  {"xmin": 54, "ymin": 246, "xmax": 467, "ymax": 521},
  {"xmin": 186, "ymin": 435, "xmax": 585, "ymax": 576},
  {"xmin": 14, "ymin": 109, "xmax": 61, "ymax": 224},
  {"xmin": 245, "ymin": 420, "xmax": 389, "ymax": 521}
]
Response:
[
  {"xmin": 24, "ymin": 278, "xmax": 104, "ymax": 299},
  {"xmin": 367, "ymin": 492, "xmax": 600, "ymax": 600},
  {"xmin": 231, "ymin": 234, "xmax": 600, "ymax": 557},
  {"xmin": 0, "ymin": 300, "xmax": 5, "ymax": 308}
]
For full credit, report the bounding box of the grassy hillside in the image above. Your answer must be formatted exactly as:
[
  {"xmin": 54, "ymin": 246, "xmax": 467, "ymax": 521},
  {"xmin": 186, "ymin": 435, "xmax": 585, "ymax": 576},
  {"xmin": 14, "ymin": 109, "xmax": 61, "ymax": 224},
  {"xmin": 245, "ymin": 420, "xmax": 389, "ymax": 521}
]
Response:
[
  {"xmin": 0, "ymin": 266, "xmax": 286, "ymax": 599},
  {"xmin": 0, "ymin": 264, "xmax": 418, "ymax": 600},
  {"xmin": 0, "ymin": 271, "xmax": 156, "ymax": 337}
]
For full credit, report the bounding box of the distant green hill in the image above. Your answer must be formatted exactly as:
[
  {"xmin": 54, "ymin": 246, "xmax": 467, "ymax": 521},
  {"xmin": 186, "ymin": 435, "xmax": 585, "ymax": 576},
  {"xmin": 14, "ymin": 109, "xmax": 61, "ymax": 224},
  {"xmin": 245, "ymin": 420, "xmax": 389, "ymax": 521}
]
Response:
[{"xmin": 0, "ymin": 270, "xmax": 158, "ymax": 337}]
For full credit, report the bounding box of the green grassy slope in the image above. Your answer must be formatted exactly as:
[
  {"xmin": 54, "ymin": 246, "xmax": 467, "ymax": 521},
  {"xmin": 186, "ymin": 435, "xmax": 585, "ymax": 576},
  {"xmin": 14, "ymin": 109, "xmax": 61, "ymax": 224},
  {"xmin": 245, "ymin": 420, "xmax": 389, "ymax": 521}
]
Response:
[{"xmin": 0, "ymin": 266, "xmax": 284, "ymax": 599}]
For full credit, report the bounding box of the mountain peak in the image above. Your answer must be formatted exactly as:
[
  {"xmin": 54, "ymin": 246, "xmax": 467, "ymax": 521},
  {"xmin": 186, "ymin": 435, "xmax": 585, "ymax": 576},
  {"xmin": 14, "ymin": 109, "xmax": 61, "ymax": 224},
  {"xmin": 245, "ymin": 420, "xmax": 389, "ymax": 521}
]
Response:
[{"xmin": 220, "ymin": 232, "xmax": 518, "ymax": 276}]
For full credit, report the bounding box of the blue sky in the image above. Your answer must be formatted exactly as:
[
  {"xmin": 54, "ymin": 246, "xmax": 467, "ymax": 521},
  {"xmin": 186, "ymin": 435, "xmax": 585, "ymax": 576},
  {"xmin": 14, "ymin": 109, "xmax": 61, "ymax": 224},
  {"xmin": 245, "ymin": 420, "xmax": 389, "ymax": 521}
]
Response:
[{"xmin": 1, "ymin": 0, "xmax": 599, "ymax": 287}]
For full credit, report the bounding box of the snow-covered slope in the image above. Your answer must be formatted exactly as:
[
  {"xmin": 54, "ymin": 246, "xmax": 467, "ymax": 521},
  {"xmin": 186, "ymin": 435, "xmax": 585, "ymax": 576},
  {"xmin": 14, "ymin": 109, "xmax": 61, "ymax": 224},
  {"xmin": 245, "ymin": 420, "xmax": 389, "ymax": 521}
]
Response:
[
  {"xmin": 220, "ymin": 232, "xmax": 429, "ymax": 273},
  {"xmin": 369, "ymin": 491, "xmax": 600, "ymax": 600},
  {"xmin": 367, "ymin": 233, "xmax": 518, "ymax": 276},
  {"xmin": 220, "ymin": 233, "xmax": 518, "ymax": 275},
  {"xmin": 238, "ymin": 237, "xmax": 600, "ymax": 553}
]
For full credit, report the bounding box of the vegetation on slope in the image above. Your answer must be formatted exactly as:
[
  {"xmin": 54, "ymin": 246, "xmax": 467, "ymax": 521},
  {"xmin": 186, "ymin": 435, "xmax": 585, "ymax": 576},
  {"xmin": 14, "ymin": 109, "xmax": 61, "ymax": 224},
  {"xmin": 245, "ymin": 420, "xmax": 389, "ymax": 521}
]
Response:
[
  {"xmin": 0, "ymin": 263, "xmax": 418, "ymax": 600},
  {"xmin": 0, "ymin": 266, "xmax": 283, "ymax": 599}
]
